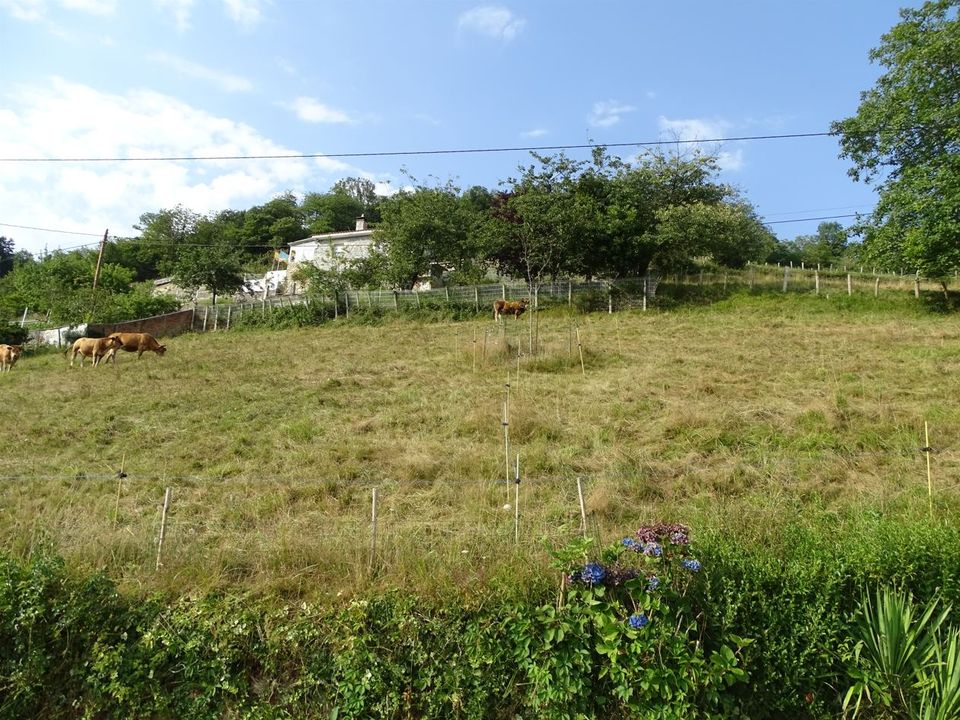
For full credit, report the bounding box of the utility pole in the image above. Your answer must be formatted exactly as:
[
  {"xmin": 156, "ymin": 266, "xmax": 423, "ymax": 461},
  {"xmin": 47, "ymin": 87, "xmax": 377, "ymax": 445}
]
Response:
[{"xmin": 92, "ymin": 229, "xmax": 109, "ymax": 291}]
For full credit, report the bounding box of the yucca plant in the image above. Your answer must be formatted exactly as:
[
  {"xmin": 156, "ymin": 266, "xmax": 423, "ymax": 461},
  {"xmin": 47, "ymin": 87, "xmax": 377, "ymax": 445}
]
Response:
[
  {"xmin": 916, "ymin": 628, "xmax": 960, "ymax": 720},
  {"xmin": 843, "ymin": 587, "xmax": 951, "ymax": 718}
]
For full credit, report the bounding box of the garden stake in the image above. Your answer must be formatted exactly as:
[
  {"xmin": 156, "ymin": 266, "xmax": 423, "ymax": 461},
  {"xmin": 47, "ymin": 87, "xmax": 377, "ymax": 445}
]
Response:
[
  {"xmin": 924, "ymin": 422, "xmax": 933, "ymax": 518},
  {"xmin": 370, "ymin": 487, "xmax": 379, "ymax": 571},
  {"xmin": 576, "ymin": 477, "xmax": 587, "ymax": 539},
  {"xmin": 503, "ymin": 400, "xmax": 510, "ymax": 504},
  {"xmin": 113, "ymin": 453, "xmax": 126, "ymax": 528},
  {"xmin": 575, "ymin": 326, "xmax": 586, "ymax": 376},
  {"xmin": 514, "ymin": 453, "xmax": 520, "ymax": 544},
  {"xmin": 155, "ymin": 486, "xmax": 171, "ymax": 571}
]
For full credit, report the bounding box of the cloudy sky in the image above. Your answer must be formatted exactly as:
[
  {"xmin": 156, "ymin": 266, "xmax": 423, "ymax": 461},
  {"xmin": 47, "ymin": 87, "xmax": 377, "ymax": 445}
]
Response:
[{"xmin": 0, "ymin": 0, "xmax": 914, "ymax": 256}]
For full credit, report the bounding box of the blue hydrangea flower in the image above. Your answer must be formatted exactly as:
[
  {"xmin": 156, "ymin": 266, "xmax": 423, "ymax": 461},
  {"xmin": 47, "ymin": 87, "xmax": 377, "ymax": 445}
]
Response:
[
  {"xmin": 621, "ymin": 537, "xmax": 640, "ymax": 551},
  {"xmin": 643, "ymin": 542, "xmax": 663, "ymax": 557},
  {"xmin": 628, "ymin": 613, "xmax": 649, "ymax": 629},
  {"xmin": 682, "ymin": 559, "xmax": 702, "ymax": 572},
  {"xmin": 647, "ymin": 575, "xmax": 660, "ymax": 591},
  {"xmin": 582, "ymin": 562, "xmax": 606, "ymax": 585}
]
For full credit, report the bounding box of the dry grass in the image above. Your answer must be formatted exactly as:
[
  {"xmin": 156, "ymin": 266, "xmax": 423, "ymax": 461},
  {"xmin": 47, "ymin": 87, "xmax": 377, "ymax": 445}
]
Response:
[{"xmin": 2, "ymin": 291, "xmax": 959, "ymax": 598}]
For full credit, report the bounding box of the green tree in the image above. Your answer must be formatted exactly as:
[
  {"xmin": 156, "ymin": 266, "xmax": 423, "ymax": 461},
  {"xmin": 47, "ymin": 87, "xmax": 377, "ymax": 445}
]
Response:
[
  {"xmin": 374, "ymin": 179, "xmax": 486, "ymax": 288},
  {"xmin": 242, "ymin": 193, "xmax": 306, "ymax": 253},
  {"xmin": 792, "ymin": 222, "xmax": 849, "ymax": 267},
  {"xmin": 301, "ymin": 191, "xmax": 364, "ymax": 234},
  {"xmin": 603, "ymin": 148, "xmax": 731, "ymax": 277},
  {"xmin": 488, "ymin": 152, "xmax": 602, "ymax": 290},
  {"xmin": 832, "ymin": 0, "xmax": 960, "ymax": 299},
  {"xmin": 171, "ymin": 219, "xmax": 246, "ymax": 305},
  {"xmin": 133, "ymin": 205, "xmax": 202, "ymax": 278},
  {"xmin": 654, "ymin": 201, "xmax": 774, "ymax": 271},
  {"xmin": 331, "ymin": 176, "xmax": 383, "ymax": 222},
  {"xmin": 0, "ymin": 236, "xmax": 13, "ymax": 278}
]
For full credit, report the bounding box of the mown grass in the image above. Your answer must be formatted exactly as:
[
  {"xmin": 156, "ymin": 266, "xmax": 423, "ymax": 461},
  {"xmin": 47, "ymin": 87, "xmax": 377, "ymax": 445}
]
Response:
[{"xmin": 2, "ymin": 289, "xmax": 959, "ymax": 599}]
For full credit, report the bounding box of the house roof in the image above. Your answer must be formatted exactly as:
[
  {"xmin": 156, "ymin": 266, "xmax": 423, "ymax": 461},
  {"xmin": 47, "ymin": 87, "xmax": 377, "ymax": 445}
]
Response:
[{"xmin": 289, "ymin": 229, "xmax": 374, "ymax": 247}]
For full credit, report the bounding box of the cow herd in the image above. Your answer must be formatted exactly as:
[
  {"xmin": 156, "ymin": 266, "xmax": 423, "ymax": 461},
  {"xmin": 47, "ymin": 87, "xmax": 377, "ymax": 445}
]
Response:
[
  {"xmin": 0, "ymin": 331, "xmax": 167, "ymax": 373},
  {"xmin": 3, "ymin": 300, "xmax": 526, "ymax": 375}
]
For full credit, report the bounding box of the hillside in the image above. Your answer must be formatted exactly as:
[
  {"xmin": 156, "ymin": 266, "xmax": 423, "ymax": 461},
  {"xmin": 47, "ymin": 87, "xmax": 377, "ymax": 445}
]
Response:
[{"xmin": 2, "ymin": 291, "xmax": 959, "ymax": 597}]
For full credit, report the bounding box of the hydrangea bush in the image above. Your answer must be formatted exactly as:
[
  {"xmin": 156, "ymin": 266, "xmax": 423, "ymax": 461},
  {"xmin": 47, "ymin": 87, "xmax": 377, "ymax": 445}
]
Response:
[{"xmin": 512, "ymin": 522, "xmax": 749, "ymax": 719}]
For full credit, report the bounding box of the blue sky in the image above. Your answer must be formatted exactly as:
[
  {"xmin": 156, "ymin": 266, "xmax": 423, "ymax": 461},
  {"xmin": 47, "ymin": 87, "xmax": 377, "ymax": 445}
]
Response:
[{"xmin": 0, "ymin": 0, "xmax": 916, "ymax": 257}]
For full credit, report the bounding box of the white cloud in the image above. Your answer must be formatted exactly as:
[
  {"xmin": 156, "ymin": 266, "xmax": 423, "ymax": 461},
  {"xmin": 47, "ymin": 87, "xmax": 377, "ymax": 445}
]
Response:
[
  {"xmin": 286, "ymin": 97, "xmax": 353, "ymax": 124},
  {"xmin": 458, "ymin": 5, "xmax": 525, "ymax": 41},
  {"xmin": 521, "ymin": 128, "xmax": 547, "ymax": 138},
  {"xmin": 1, "ymin": 0, "xmax": 115, "ymax": 19},
  {"xmin": 222, "ymin": 0, "xmax": 262, "ymax": 29},
  {"xmin": 657, "ymin": 116, "xmax": 744, "ymax": 171},
  {"xmin": 151, "ymin": 52, "xmax": 253, "ymax": 93},
  {"xmin": 60, "ymin": 0, "xmax": 115, "ymax": 13},
  {"xmin": 155, "ymin": 0, "xmax": 194, "ymax": 30},
  {"xmin": 589, "ymin": 100, "xmax": 635, "ymax": 128},
  {"xmin": 0, "ymin": 78, "xmax": 366, "ymax": 255}
]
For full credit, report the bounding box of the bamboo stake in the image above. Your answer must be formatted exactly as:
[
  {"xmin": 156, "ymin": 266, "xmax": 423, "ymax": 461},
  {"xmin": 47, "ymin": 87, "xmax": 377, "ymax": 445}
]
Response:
[
  {"xmin": 575, "ymin": 326, "xmax": 586, "ymax": 376},
  {"xmin": 576, "ymin": 477, "xmax": 587, "ymax": 539},
  {"xmin": 113, "ymin": 453, "xmax": 126, "ymax": 528},
  {"xmin": 155, "ymin": 487, "xmax": 171, "ymax": 571},
  {"xmin": 503, "ymin": 400, "xmax": 510, "ymax": 503},
  {"xmin": 514, "ymin": 453, "xmax": 520, "ymax": 544},
  {"xmin": 472, "ymin": 329, "xmax": 477, "ymax": 371},
  {"xmin": 924, "ymin": 422, "xmax": 933, "ymax": 518},
  {"xmin": 369, "ymin": 487, "xmax": 379, "ymax": 571}
]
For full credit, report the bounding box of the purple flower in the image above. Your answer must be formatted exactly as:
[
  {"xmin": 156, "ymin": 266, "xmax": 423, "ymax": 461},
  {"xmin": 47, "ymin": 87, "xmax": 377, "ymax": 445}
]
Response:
[
  {"xmin": 621, "ymin": 537, "xmax": 641, "ymax": 551},
  {"xmin": 669, "ymin": 530, "xmax": 690, "ymax": 545},
  {"xmin": 682, "ymin": 559, "xmax": 702, "ymax": 572},
  {"xmin": 643, "ymin": 542, "xmax": 663, "ymax": 558},
  {"xmin": 628, "ymin": 613, "xmax": 649, "ymax": 629}
]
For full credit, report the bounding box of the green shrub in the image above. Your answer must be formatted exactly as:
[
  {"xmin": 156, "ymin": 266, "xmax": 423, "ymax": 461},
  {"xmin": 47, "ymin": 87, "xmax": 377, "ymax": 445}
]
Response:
[{"xmin": 0, "ymin": 323, "xmax": 27, "ymax": 345}]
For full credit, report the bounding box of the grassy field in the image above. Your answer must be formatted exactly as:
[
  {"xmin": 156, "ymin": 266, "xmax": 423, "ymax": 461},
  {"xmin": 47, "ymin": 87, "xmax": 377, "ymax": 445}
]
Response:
[{"xmin": 2, "ymin": 290, "xmax": 959, "ymax": 598}]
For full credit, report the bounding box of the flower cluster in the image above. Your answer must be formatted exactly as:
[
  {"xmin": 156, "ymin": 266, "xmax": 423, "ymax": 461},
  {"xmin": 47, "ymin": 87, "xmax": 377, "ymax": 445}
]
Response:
[
  {"xmin": 635, "ymin": 522, "xmax": 690, "ymax": 546},
  {"xmin": 628, "ymin": 613, "xmax": 649, "ymax": 629},
  {"xmin": 569, "ymin": 562, "xmax": 607, "ymax": 586},
  {"xmin": 681, "ymin": 559, "xmax": 702, "ymax": 572}
]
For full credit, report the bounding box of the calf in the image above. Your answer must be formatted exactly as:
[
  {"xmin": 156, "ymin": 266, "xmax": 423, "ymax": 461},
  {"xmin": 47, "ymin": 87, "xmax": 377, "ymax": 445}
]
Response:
[
  {"xmin": 493, "ymin": 298, "xmax": 530, "ymax": 322},
  {"xmin": 106, "ymin": 332, "xmax": 167, "ymax": 362},
  {"xmin": 0, "ymin": 344, "xmax": 23, "ymax": 372},
  {"xmin": 68, "ymin": 336, "xmax": 123, "ymax": 367}
]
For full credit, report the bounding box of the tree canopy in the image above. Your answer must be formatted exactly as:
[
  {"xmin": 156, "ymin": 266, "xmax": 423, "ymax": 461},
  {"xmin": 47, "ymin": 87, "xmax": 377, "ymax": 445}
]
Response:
[{"xmin": 832, "ymin": 0, "xmax": 960, "ymax": 289}]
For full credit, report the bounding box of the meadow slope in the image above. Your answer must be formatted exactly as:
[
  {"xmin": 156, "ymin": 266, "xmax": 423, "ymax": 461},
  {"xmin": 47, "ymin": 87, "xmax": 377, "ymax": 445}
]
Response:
[{"xmin": 1, "ymin": 292, "xmax": 959, "ymax": 597}]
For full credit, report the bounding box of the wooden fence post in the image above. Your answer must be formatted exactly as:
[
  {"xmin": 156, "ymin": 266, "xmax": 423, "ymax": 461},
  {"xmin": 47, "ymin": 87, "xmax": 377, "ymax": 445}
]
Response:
[
  {"xmin": 782, "ymin": 267, "xmax": 789, "ymax": 293},
  {"xmin": 226, "ymin": 305, "xmax": 232, "ymax": 330},
  {"xmin": 576, "ymin": 478, "xmax": 587, "ymax": 539},
  {"xmin": 202, "ymin": 307, "xmax": 209, "ymax": 332},
  {"xmin": 474, "ymin": 286, "xmax": 480, "ymax": 313},
  {"xmin": 847, "ymin": 274, "xmax": 852, "ymax": 296},
  {"xmin": 369, "ymin": 487, "xmax": 378, "ymax": 571},
  {"xmin": 815, "ymin": 271, "xmax": 820, "ymax": 295}
]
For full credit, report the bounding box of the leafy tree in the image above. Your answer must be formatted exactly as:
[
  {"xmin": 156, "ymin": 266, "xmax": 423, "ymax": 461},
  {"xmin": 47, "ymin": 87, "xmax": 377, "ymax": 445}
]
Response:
[
  {"xmin": 301, "ymin": 191, "xmax": 364, "ymax": 234},
  {"xmin": 331, "ymin": 176, "xmax": 383, "ymax": 222},
  {"xmin": 487, "ymin": 152, "xmax": 601, "ymax": 290},
  {"xmin": 242, "ymin": 193, "xmax": 306, "ymax": 252},
  {"xmin": 131, "ymin": 205, "xmax": 203, "ymax": 278},
  {"xmin": 832, "ymin": 0, "xmax": 960, "ymax": 298},
  {"xmin": 654, "ymin": 201, "xmax": 775, "ymax": 271},
  {"xmin": 603, "ymin": 148, "xmax": 732, "ymax": 277},
  {"xmin": 374, "ymin": 179, "xmax": 486, "ymax": 288},
  {"xmin": 171, "ymin": 219, "xmax": 246, "ymax": 305},
  {"xmin": 0, "ymin": 236, "xmax": 13, "ymax": 278},
  {"xmin": 791, "ymin": 222, "xmax": 849, "ymax": 267}
]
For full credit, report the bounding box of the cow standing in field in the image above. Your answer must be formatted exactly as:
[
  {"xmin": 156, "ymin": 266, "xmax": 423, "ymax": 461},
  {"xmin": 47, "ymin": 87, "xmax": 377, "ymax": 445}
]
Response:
[
  {"xmin": 67, "ymin": 336, "xmax": 123, "ymax": 367},
  {"xmin": 106, "ymin": 332, "xmax": 167, "ymax": 362},
  {"xmin": 493, "ymin": 298, "xmax": 530, "ymax": 322},
  {"xmin": 0, "ymin": 344, "xmax": 23, "ymax": 372}
]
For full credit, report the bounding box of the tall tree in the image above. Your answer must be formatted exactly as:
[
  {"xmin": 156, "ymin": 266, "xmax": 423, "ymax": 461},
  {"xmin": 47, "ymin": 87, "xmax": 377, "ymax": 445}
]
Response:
[
  {"xmin": 301, "ymin": 191, "xmax": 364, "ymax": 234},
  {"xmin": 331, "ymin": 176, "xmax": 383, "ymax": 222},
  {"xmin": 832, "ymin": 0, "xmax": 960, "ymax": 297},
  {"xmin": 171, "ymin": 219, "xmax": 246, "ymax": 305},
  {"xmin": 374, "ymin": 180, "xmax": 485, "ymax": 288},
  {"xmin": 0, "ymin": 237, "xmax": 14, "ymax": 278}
]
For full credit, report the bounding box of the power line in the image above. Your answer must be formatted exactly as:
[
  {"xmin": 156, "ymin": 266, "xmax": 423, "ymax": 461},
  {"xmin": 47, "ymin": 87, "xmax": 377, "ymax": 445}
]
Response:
[
  {"xmin": 0, "ymin": 221, "xmax": 104, "ymax": 237},
  {"xmin": 764, "ymin": 213, "xmax": 859, "ymax": 225},
  {"xmin": 0, "ymin": 131, "xmax": 836, "ymax": 164}
]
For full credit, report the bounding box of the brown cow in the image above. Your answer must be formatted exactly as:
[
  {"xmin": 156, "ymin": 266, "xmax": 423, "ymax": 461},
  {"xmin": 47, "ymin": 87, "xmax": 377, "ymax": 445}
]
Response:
[
  {"xmin": 0, "ymin": 344, "xmax": 23, "ymax": 372},
  {"xmin": 493, "ymin": 298, "xmax": 529, "ymax": 322},
  {"xmin": 68, "ymin": 336, "xmax": 123, "ymax": 367},
  {"xmin": 106, "ymin": 332, "xmax": 167, "ymax": 361}
]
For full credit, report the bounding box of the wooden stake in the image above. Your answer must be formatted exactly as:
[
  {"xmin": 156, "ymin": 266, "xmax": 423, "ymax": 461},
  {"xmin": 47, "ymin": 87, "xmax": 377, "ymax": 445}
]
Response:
[
  {"xmin": 514, "ymin": 453, "xmax": 520, "ymax": 544},
  {"xmin": 576, "ymin": 477, "xmax": 587, "ymax": 539},
  {"xmin": 369, "ymin": 487, "xmax": 379, "ymax": 571},
  {"xmin": 575, "ymin": 326, "xmax": 586, "ymax": 376},
  {"xmin": 113, "ymin": 453, "xmax": 126, "ymax": 528},
  {"xmin": 924, "ymin": 422, "xmax": 933, "ymax": 518},
  {"xmin": 472, "ymin": 329, "xmax": 477, "ymax": 371},
  {"xmin": 155, "ymin": 487, "xmax": 171, "ymax": 571},
  {"xmin": 503, "ymin": 400, "xmax": 510, "ymax": 503},
  {"xmin": 615, "ymin": 317, "xmax": 622, "ymax": 354},
  {"xmin": 815, "ymin": 270, "xmax": 820, "ymax": 295},
  {"xmin": 847, "ymin": 273, "xmax": 852, "ymax": 296},
  {"xmin": 226, "ymin": 305, "xmax": 232, "ymax": 330},
  {"xmin": 482, "ymin": 329, "xmax": 488, "ymax": 361},
  {"xmin": 875, "ymin": 276, "xmax": 881, "ymax": 298}
]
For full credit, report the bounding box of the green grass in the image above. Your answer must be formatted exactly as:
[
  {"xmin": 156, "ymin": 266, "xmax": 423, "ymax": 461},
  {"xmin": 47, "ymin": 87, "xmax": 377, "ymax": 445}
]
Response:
[{"xmin": 2, "ymin": 290, "xmax": 959, "ymax": 598}]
